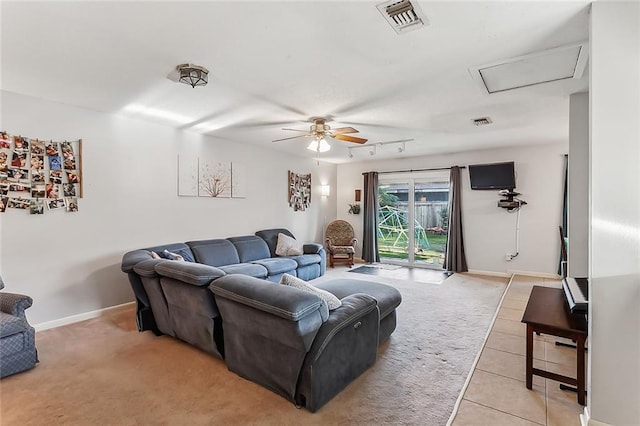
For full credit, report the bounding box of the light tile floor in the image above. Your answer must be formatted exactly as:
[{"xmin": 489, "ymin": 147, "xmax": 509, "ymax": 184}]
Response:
[{"xmin": 452, "ymin": 275, "xmax": 585, "ymax": 426}]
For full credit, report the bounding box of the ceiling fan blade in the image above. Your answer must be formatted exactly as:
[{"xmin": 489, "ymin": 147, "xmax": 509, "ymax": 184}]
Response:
[
  {"xmin": 333, "ymin": 134, "xmax": 368, "ymax": 144},
  {"xmin": 331, "ymin": 127, "xmax": 359, "ymax": 134},
  {"xmin": 281, "ymin": 128, "xmax": 310, "ymax": 132},
  {"xmin": 272, "ymin": 134, "xmax": 311, "ymax": 142}
]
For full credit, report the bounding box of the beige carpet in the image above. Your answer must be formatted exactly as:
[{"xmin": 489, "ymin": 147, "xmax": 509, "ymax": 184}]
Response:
[{"xmin": 0, "ymin": 271, "xmax": 507, "ymax": 425}]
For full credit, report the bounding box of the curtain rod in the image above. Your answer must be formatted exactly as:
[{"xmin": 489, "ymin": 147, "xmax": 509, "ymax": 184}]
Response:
[{"xmin": 364, "ymin": 166, "xmax": 466, "ymax": 175}]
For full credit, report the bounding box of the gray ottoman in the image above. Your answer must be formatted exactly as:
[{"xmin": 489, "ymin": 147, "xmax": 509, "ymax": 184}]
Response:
[{"xmin": 315, "ymin": 279, "xmax": 402, "ymax": 344}]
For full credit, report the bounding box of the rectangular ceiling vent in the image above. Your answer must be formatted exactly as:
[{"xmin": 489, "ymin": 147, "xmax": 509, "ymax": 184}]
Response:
[
  {"xmin": 469, "ymin": 42, "xmax": 589, "ymax": 94},
  {"xmin": 377, "ymin": 0, "xmax": 428, "ymax": 34},
  {"xmin": 472, "ymin": 117, "xmax": 493, "ymax": 126}
]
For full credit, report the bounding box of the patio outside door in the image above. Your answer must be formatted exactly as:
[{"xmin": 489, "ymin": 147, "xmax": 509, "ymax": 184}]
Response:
[{"xmin": 377, "ymin": 172, "xmax": 450, "ymax": 269}]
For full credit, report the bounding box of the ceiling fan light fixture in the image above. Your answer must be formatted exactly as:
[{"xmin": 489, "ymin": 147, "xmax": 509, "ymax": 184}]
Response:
[
  {"xmin": 176, "ymin": 63, "xmax": 209, "ymax": 88},
  {"xmin": 307, "ymin": 138, "xmax": 331, "ymax": 153}
]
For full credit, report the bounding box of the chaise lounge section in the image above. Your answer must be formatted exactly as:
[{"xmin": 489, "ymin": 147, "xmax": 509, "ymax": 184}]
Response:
[{"xmin": 209, "ymin": 274, "xmax": 381, "ymax": 412}]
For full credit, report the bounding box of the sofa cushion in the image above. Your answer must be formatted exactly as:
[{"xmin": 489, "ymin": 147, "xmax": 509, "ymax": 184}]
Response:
[
  {"xmin": 287, "ymin": 253, "xmax": 322, "ymax": 268},
  {"xmin": 303, "ymin": 243, "xmax": 323, "ymax": 255},
  {"xmin": 0, "ymin": 312, "xmax": 27, "ymax": 338},
  {"xmin": 121, "ymin": 249, "xmax": 155, "ymax": 273},
  {"xmin": 329, "ymin": 245, "xmax": 355, "ymax": 255},
  {"xmin": 211, "ymin": 274, "xmax": 328, "ymax": 323},
  {"xmin": 275, "ymin": 233, "xmax": 304, "ymax": 256},
  {"xmin": 219, "ymin": 263, "xmax": 268, "ymax": 279},
  {"xmin": 227, "ymin": 236, "xmax": 271, "ymax": 263},
  {"xmin": 186, "ymin": 239, "xmax": 240, "ymax": 267},
  {"xmin": 315, "ymin": 279, "xmax": 402, "ymax": 319},
  {"xmin": 133, "ymin": 259, "xmax": 166, "ymax": 278},
  {"xmin": 280, "ymin": 274, "xmax": 341, "ymax": 311},
  {"xmin": 252, "ymin": 258, "xmax": 298, "ymax": 275},
  {"xmin": 255, "ymin": 228, "xmax": 296, "ymax": 257},
  {"xmin": 155, "ymin": 261, "xmax": 226, "ymax": 286}
]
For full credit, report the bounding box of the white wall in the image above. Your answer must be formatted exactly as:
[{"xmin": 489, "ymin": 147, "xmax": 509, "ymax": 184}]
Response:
[
  {"xmin": 0, "ymin": 91, "xmax": 337, "ymax": 325},
  {"xmin": 588, "ymin": 3, "xmax": 640, "ymax": 425},
  {"xmin": 568, "ymin": 92, "xmax": 589, "ymax": 277},
  {"xmin": 337, "ymin": 143, "xmax": 567, "ymax": 276}
]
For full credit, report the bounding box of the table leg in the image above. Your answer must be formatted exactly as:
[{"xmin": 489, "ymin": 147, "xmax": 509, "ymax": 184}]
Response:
[
  {"xmin": 526, "ymin": 324, "xmax": 533, "ymax": 390},
  {"xmin": 577, "ymin": 334, "xmax": 586, "ymax": 405}
]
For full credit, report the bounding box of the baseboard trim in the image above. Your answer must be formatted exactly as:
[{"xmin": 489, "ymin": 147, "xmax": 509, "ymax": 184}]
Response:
[
  {"xmin": 446, "ymin": 274, "xmax": 514, "ymax": 425},
  {"xmin": 466, "ymin": 269, "xmax": 511, "ymax": 278},
  {"xmin": 507, "ymin": 269, "xmax": 562, "ymax": 279},
  {"xmin": 34, "ymin": 301, "xmax": 135, "ymax": 332},
  {"xmin": 581, "ymin": 407, "xmax": 612, "ymax": 426}
]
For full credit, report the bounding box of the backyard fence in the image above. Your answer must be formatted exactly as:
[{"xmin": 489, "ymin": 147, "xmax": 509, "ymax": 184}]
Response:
[{"xmin": 396, "ymin": 201, "xmax": 449, "ymax": 230}]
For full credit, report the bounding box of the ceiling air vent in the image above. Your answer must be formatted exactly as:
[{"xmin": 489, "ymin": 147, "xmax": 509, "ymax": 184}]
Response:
[
  {"xmin": 377, "ymin": 0, "xmax": 428, "ymax": 34},
  {"xmin": 472, "ymin": 117, "xmax": 493, "ymax": 126}
]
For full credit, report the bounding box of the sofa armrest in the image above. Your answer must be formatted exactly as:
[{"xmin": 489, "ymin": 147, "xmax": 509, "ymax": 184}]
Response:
[
  {"xmin": 296, "ymin": 293, "xmax": 379, "ymax": 411},
  {"xmin": 122, "ymin": 249, "xmax": 153, "ymax": 273},
  {"xmin": 303, "ymin": 243, "xmax": 323, "ymax": 254},
  {"xmin": 155, "ymin": 261, "xmax": 226, "ymax": 287},
  {"xmin": 307, "ymin": 293, "xmax": 377, "ymax": 361},
  {"xmin": 0, "ymin": 292, "xmax": 33, "ymax": 319},
  {"xmin": 210, "ymin": 274, "xmax": 328, "ymax": 322}
]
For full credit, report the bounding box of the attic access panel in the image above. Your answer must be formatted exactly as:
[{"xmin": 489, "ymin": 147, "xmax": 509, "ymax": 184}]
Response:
[{"xmin": 469, "ymin": 42, "xmax": 589, "ymax": 94}]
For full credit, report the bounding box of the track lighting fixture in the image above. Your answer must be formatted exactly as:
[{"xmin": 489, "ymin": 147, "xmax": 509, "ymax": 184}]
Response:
[{"xmin": 346, "ymin": 139, "xmax": 413, "ymax": 158}]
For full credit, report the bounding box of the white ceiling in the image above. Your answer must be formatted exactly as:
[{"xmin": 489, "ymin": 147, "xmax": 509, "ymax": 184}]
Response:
[{"xmin": 0, "ymin": 1, "xmax": 590, "ymax": 164}]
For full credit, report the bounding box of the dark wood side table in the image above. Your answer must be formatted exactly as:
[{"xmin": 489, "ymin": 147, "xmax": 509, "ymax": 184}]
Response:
[{"xmin": 521, "ymin": 286, "xmax": 588, "ymax": 405}]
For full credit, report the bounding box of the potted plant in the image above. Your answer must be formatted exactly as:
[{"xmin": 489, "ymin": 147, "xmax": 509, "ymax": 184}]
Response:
[{"xmin": 348, "ymin": 203, "xmax": 361, "ymax": 215}]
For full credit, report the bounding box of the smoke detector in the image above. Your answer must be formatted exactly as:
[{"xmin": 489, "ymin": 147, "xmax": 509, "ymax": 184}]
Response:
[{"xmin": 377, "ymin": 0, "xmax": 428, "ymax": 34}]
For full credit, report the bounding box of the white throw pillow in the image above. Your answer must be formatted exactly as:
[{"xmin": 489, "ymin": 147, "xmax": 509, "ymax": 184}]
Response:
[
  {"xmin": 163, "ymin": 249, "xmax": 185, "ymax": 261},
  {"xmin": 275, "ymin": 233, "xmax": 304, "ymax": 256},
  {"xmin": 280, "ymin": 274, "xmax": 342, "ymax": 310}
]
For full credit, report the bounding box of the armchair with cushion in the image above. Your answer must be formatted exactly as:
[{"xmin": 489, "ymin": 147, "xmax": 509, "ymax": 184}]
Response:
[
  {"xmin": 325, "ymin": 220, "xmax": 358, "ymax": 267},
  {"xmin": 0, "ymin": 276, "xmax": 38, "ymax": 378}
]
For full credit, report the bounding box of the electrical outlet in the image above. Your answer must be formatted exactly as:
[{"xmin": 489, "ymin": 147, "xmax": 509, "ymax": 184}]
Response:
[{"xmin": 505, "ymin": 254, "xmax": 513, "ymax": 261}]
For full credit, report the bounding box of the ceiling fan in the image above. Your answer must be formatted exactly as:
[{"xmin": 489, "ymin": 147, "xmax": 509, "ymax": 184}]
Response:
[{"xmin": 272, "ymin": 117, "xmax": 368, "ymax": 152}]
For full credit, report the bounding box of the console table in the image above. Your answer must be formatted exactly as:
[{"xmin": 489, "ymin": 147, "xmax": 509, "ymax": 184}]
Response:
[{"xmin": 521, "ymin": 286, "xmax": 588, "ymax": 405}]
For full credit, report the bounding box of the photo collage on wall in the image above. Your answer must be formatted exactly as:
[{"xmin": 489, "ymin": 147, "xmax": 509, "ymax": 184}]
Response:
[
  {"xmin": 0, "ymin": 131, "xmax": 82, "ymax": 214},
  {"xmin": 288, "ymin": 170, "xmax": 311, "ymax": 212}
]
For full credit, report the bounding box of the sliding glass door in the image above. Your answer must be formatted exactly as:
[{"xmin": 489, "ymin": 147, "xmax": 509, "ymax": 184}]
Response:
[{"xmin": 377, "ymin": 172, "xmax": 449, "ymax": 269}]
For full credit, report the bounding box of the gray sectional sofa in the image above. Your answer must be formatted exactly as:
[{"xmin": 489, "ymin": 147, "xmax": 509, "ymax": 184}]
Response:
[
  {"xmin": 120, "ymin": 228, "xmax": 402, "ymax": 412},
  {"xmin": 121, "ymin": 228, "xmax": 326, "ymax": 335}
]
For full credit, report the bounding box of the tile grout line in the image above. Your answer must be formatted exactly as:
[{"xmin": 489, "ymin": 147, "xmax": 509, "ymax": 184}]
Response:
[
  {"xmin": 460, "ymin": 398, "xmax": 546, "ymax": 426},
  {"xmin": 446, "ymin": 273, "xmax": 513, "ymax": 426},
  {"xmin": 474, "ymin": 366, "xmax": 545, "ymax": 388}
]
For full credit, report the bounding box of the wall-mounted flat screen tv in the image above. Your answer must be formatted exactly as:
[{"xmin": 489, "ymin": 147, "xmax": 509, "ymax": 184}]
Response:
[{"xmin": 468, "ymin": 161, "xmax": 516, "ymax": 190}]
